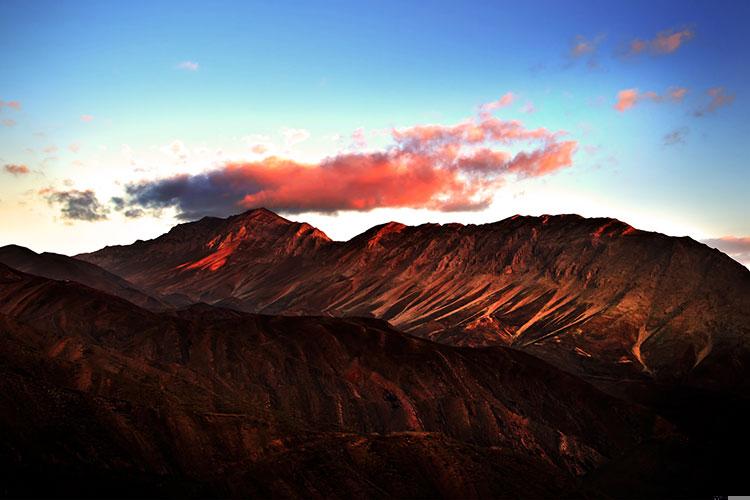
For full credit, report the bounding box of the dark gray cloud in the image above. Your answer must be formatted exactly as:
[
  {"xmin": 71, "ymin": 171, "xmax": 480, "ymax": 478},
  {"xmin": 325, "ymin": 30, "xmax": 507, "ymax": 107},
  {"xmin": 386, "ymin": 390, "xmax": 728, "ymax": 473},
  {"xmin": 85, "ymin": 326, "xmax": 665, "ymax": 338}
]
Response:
[{"xmin": 42, "ymin": 188, "xmax": 109, "ymax": 222}]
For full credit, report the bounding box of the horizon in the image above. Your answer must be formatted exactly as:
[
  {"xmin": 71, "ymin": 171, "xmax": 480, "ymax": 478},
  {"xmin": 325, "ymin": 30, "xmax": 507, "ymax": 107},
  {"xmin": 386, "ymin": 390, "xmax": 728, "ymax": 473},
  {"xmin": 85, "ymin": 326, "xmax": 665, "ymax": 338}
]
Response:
[
  {"xmin": 3, "ymin": 205, "xmax": 747, "ymax": 270},
  {"xmin": 1, "ymin": 0, "xmax": 749, "ymax": 267}
]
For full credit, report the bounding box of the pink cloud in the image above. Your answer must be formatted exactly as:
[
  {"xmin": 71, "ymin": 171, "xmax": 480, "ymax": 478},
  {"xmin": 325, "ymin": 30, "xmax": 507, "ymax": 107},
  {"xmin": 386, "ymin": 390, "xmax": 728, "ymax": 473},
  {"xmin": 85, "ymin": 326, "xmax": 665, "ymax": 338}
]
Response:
[
  {"xmin": 614, "ymin": 86, "xmax": 688, "ymax": 112},
  {"xmin": 694, "ymin": 87, "xmax": 735, "ymax": 117},
  {"xmin": 80, "ymin": 114, "xmax": 94, "ymax": 122},
  {"xmin": 3, "ymin": 164, "xmax": 30, "ymax": 176},
  {"xmin": 125, "ymin": 113, "xmax": 577, "ymax": 217},
  {"xmin": 629, "ymin": 28, "xmax": 694, "ymax": 56},
  {"xmin": 0, "ymin": 100, "xmax": 22, "ymax": 111},
  {"xmin": 479, "ymin": 93, "xmax": 516, "ymax": 114}
]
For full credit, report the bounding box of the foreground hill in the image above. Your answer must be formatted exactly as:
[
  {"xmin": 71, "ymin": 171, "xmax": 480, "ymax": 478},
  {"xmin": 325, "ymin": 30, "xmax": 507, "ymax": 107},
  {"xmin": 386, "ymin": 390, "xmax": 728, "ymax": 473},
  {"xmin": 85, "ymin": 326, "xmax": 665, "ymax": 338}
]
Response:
[
  {"xmin": 0, "ymin": 264, "xmax": 680, "ymax": 497},
  {"xmin": 78, "ymin": 208, "xmax": 750, "ymax": 394}
]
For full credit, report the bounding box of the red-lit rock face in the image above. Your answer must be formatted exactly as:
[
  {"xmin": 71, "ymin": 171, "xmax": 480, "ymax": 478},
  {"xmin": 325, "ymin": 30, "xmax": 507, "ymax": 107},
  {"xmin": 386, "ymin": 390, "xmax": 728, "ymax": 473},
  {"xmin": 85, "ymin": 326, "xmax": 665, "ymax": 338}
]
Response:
[{"xmin": 78, "ymin": 209, "xmax": 750, "ymax": 393}]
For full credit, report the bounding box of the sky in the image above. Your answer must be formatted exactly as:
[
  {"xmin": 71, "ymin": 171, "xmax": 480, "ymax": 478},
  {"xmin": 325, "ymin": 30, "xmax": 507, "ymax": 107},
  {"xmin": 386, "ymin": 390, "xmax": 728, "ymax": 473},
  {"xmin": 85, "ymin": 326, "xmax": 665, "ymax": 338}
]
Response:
[{"xmin": 0, "ymin": 0, "xmax": 748, "ymax": 267}]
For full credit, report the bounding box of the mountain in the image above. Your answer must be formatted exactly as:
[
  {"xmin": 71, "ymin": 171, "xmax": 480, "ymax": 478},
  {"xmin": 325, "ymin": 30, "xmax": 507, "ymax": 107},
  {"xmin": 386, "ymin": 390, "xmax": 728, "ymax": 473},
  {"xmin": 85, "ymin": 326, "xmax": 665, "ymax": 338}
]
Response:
[
  {"xmin": 0, "ymin": 244, "xmax": 167, "ymax": 310},
  {"xmin": 0, "ymin": 263, "xmax": 680, "ymax": 497},
  {"xmin": 78, "ymin": 209, "xmax": 750, "ymax": 395}
]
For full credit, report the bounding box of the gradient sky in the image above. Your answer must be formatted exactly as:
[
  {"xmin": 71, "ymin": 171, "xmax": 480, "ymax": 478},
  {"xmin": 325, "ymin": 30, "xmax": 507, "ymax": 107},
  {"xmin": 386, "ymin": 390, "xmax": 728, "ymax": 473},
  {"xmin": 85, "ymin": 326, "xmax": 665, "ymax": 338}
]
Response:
[{"xmin": 1, "ymin": 0, "xmax": 748, "ymax": 266}]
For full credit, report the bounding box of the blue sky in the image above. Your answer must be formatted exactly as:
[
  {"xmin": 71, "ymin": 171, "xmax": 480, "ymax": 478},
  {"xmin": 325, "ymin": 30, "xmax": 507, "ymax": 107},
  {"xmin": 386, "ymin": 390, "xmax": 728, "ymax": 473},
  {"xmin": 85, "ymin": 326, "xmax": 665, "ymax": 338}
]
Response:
[{"xmin": 0, "ymin": 0, "xmax": 748, "ymax": 265}]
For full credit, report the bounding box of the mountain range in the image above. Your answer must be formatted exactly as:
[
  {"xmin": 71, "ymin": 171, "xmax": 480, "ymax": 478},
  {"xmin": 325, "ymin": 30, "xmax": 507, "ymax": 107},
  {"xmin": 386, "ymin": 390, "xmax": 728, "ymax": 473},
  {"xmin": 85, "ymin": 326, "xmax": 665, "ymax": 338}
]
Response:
[{"xmin": 2, "ymin": 207, "xmax": 749, "ymax": 497}]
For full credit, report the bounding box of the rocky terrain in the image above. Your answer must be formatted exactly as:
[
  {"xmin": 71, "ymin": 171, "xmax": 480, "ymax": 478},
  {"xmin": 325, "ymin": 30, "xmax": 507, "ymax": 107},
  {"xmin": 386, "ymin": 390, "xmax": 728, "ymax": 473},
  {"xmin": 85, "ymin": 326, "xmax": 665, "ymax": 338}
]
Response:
[
  {"xmin": 79, "ymin": 208, "xmax": 750, "ymax": 395},
  {"xmin": 0, "ymin": 263, "xmax": 683, "ymax": 497}
]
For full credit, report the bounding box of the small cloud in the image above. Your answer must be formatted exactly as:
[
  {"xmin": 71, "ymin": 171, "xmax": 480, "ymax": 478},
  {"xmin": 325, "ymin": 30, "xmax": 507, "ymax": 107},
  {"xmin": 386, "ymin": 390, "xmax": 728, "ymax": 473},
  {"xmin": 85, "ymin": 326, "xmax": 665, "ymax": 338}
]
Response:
[
  {"xmin": 628, "ymin": 28, "xmax": 694, "ymax": 56},
  {"xmin": 160, "ymin": 139, "xmax": 190, "ymax": 160},
  {"xmin": 614, "ymin": 86, "xmax": 688, "ymax": 112},
  {"xmin": 41, "ymin": 188, "xmax": 109, "ymax": 222},
  {"xmin": 693, "ymin": 87, "xmax": 735, "ymax": 117},
  {"xmin": 43, "ymin": 145, "xmax": 58, "ymax": 154},
  {"xmin": 479, "ymin": 93, "xmax": 516, "ymax": 114},
  {"xmin": 350, "ymin": 127, "xmax": 367, "ymax": 150},
  {"xmin": 251, "ymin": 144, "xmax": 269, "ymax": 155},
  {"xmin": 281, "ymin": 127, "xmax": 310, "ymax": 148},
  {"xmin": 124, "ymin": 208, "xmax": 145, "ymax": 218},
  {"xmin": 80, "ymin": 114, "xmax": 94, "ymax": 122},
  {"xmin": 177, "ymin": 61, "xmax": 199, "ymax": 71},
  {"xmin": 0, "ymin": 100, "xmax": 22, "ymax": 111},
  {"xmin": 520, "ymin": 101, "xmax": 536, "ymax": 114},
  {"xmin": 2, "ymin": 119, "xmax": 17, "ymax": 127},
  {"xmin": 4, "ymin": 164, "xmax": 30, "ymax": 175},
  {"xmin": 68, "ymin": 143, "xmax": 81, "ymax": 153},
  {"xmin": 662, "ymin": 127, "xmax": 689, "ymax": 146},
  {"xmin": 568, "ymin": 34, "xmax": 605, "ymax": 69}
]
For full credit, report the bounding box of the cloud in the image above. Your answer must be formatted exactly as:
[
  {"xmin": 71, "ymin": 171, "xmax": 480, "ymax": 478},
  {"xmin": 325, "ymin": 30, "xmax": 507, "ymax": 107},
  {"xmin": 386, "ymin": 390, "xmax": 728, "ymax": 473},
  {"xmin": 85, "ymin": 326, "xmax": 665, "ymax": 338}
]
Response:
[
  {"xmin": 177, "ymin": 61, "xmax": 199, "ymax": 71},
  {"xmin": 80, "ymin": 114, "xmax": 94, "ymax": 122},
  {"xmin": 614, "ymin": 86, "xmax": 688, "ymax": 112},
  {"xmin": 703, "ymin": 237, "xmax": 750, "ymax": 268},
  {"xmin": 520, "ymin": 101, "xmax": 536, "ymax": 114},
  {"xmin": 662, "ymin": 127, "xmax": 689, "ymax": 146},
  {"xmin": 4, "ymin": 164, "xmax": 30, "ymax": 176},
  {"xmin": 160, "ymin": 139, "xmax": 190, "ymax": 160},
  {"xmin": 69, "ymin": 143, "xmax": 81, "ymax": 153},
  {"xmin": 479, "ymin": 93, "xmax": 515, "ymax": 114},
  {"xmin": 568, "ymin": 34, "xmax": 605, "ymax": 68},
  {"xmin": 122, "ymin": 112, "xmax": 577, "ymax": 219},
  {"xmin": 693, "ymin": 87, "xmax": 735, "ymax": 117},
  {"xmin": 2, "ymin": 119, "xmax": 17, "ymax": 127},
  {"xmin": 281, "ymin": 127, "xmax": 310, "ymax": 148},
  {"xmin": 350, "ymin": 127, "xmax": 367, "ymax": 150},
  {"xmin": 0, "ymin": 100, "xmax": 21, "ymax": 111},
  {"xmin": 628, "ymin": 28, "xmax": 694, "ymax": 56},
  {"xmin": 41, "ymin": 188, "xmax": 109, "ymax": 221}
]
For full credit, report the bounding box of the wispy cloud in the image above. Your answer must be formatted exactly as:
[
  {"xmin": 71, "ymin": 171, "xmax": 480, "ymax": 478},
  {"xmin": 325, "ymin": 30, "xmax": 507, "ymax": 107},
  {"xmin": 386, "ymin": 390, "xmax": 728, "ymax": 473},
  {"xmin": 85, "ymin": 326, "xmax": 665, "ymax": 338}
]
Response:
[
  {"xmin": 479, "ymin": 93, "xmax": 515, "ymax": 114},
  {"xmin": 4, "ymin": 164, "xmax": 30, "ymax": 176},
  {"xmin": 177, "ymin": 61, "xmax": 199, "ymax": 71},
  {"xmin": 662, "ymin": 127, "xmax": 689, "ymax": 146},
  {"xmin": 40, "ymin": 188, "xmax": 109, "ymax": 222},
  {"xmin": 703, "ymin": 236, "xmax": 750, "ymax": 268},
  {"xmin": 614, "ymin": 86, "xmax": 688, "ymax": 112},
  {"xmin": 568, "ymin": 34, "xmax": 605, "ymax": 69},
  {"xmin": 628, "ymin": 28, "xmax": 694, "ymax": 56},
  {"xmin": 80, "ymin": 114, "xmax": 94, "ymax": 122},
  {"xmin": 2, "ymin": 119, "xmax": 17, "ymax": 127},
  {"xmin": 693, "ymin": 87, "xmax": 735, "ymax": 117},
  {"xmin": 281, "ymin": 127, "xmax": 311, "ymax": 148},
  {"xmin": 0, "ymin": 100, "xmax": 22, "ymax": 111},
  {"xmin": 120, "ymin": 108, "xmax": 577, "ymax": 219}
]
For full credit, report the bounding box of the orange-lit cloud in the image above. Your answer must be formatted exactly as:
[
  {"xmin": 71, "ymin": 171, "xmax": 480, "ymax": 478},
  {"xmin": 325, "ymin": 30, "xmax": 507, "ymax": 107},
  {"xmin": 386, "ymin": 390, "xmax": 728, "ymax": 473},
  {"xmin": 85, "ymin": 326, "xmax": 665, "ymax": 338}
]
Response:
[
  {"xmin": 4, "ymin": 164, "xmax": 30, "ymax": 176},
  {"xmin": 568, "ymin": 34, "xmax": 605, "ymax": 69},
  {"xmin": 614, "ymin": 86, "xmax": 688, "ymax": 112},
  {"xmin": 628, "ymin": 28, "xmax": 694, "ymax": 55},
  {"xmin": 693, "ymin": 87, "xmax": 735, "ymax": 117},
  {"xmin": 124, "ymin": 112, "xmax": 577, "ymax": 218}
]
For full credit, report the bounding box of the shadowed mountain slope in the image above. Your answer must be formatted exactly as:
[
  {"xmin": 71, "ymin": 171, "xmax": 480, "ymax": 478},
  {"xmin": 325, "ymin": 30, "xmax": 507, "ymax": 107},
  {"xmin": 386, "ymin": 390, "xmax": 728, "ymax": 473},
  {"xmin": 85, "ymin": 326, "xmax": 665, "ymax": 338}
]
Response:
[
  {"xmin": 0, "ymin": 244, "xmax": 167, "ymax": 310},
  {"xmin": 0, "ymin": 263, "xmax": 681, "ymax": 497}
]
